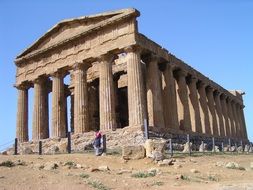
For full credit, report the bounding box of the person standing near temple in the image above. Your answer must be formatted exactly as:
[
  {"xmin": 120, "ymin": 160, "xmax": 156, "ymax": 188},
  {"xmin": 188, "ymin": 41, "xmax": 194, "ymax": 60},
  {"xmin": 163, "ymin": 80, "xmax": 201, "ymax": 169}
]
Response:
[{"xmin": 93, "ymin": 129, "xmax": 103, "ymax": 156}]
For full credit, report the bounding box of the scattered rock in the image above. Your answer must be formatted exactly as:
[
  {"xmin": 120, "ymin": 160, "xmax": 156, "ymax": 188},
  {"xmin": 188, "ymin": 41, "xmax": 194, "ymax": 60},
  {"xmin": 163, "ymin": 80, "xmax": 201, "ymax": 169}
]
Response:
[
  {"xmin": 152, "ymin": 151, "xmax": 164, "ymax": 161},
  {"xmin": 44, "ymin": 162, "xmax": 58, "ymax": 170},
  {"xmin": 225, "ymin": 162, "xmax": 245, "ymax": 170},
  {"xmin": 215, "ymin": 161, "xmax": 225, "ymax": 167},
  {"xmin": 182, "ymin": 142, "xmax": 192, "ymax": 153},
  {"xmin": 98, "ymin": 165, "xmax": 110, "ymax": 171},
  {"xmin": 249, "ymin": 146, "xmax": 253, "ymax": 153},
  {"xmin": 76, "ymin": 164, "xmax": 82, "ymax": 169},
  {"xmin": 90, "ymin": 168, "xmax": 99, "ymax": 172},
  {"xmin": 212, "ymin": 146, "xmax": 220, "ymax": 152},
  {"xmin": 0, "ymin": 176, "xmax": 4, "ymax": 179},
  {"xmin": 199, "ymin": 142, "xmax": 207, "ymax": 152},
  {"xmin": 1, "ymin": 151, "xmax": 7, "ymax": 155},
  {"xmin": 144, "ymin": 139, "xmax": 166, "ymax": 158},
  {"xmin": 122, "ymin": 145, "xmax": 145, "ymax": 160},
  {"xmin": 190, "ymin": 169, "xmax": 199, "ymax": 173},
  {"xmin": 229, "ymin": 146, "xmax": 236, "ymax": 152},
  {"xmin": 147, "ymin": 168, "xmax": 161, "ymax": 175},
  {"xmin": 244, "ymin": 145, "xmax": 250, "ymax": 152},
  {"xmin": 237, "ymin": 146, "xmax": 243, "ymax": 152}
]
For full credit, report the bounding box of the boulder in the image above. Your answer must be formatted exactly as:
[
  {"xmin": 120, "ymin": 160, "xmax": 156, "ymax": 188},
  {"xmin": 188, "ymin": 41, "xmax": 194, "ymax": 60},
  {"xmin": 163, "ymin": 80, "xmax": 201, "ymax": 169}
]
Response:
[
  {"xmin": 244, "ymin": 144, "xmax": 250, "ymax": 152},
  {"xmin": 229, "ymin": 146, "xmax": 236, "ymax": 152},
  {"xmin": 249, "ymin": 146, "xmax": 253, "ymax": 153},
  {"xmin": 152, "ymin": 151, "xmax": 164, "ymax": 161},
  {"xmin": 98, "ymin": 165, "xmax": 110, "ymax": 171},
  {"xmin": 199, "ymin": 142, "xmax": 207, "ymax": 152},
  {"xmin": 122, "ymin": 145, "xmax": 145, "ymax": 160},
  {"xmin": 144, "ymin": 139, "xmax": 166, "ymax": 158},
  {"xmin": 237, "ymin": 146, "xmax": 243, "ymax": 152},
  {"xmin": 213, "ymin": 146, "xmax": 220, "ymax": 152},
  {"xmin": 182, "ymin": 142, "xmax": 192, "ymax": 153},
  {"xmin": 250, "ymin": 162, "xmax": 253, "ymax": 170}
]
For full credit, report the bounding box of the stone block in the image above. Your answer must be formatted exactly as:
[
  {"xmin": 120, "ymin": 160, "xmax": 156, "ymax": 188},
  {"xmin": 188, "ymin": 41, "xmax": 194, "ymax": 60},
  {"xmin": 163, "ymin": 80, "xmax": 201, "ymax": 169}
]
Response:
[{"xmin": 122, "ymin": 145, "xmax": 145, "ymax": 160}]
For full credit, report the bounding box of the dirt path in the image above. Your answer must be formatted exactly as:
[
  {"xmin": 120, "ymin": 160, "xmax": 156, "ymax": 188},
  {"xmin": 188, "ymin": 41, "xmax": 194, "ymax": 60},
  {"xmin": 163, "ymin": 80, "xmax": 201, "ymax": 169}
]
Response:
[{"xmin": 0, "ymin": 154, "xmax": 252, "ymax": 190}]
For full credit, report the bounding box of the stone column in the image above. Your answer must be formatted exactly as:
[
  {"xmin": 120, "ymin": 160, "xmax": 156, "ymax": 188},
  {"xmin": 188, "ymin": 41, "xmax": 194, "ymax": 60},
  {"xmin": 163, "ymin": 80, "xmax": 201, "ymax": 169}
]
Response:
[
  {"xmin": 16, "ymin": 85, "xmax": 29, "ymax": 142},
  {"xmin": 220, "ymin": 94, "xmax": 230, "ymax": 137},
  {"xmin": 99, "ymin": 54, "xmax": 116, "ymax": 130},
  {"xmin": 32, "ymin": 78, "xmax": 49, "ymax": 140},
  {"xmin": 227, "ymin": 98, "xmax": 235, "ymax": 138},
  {"xmin": 51, "ymin": 72, "xmax": 66, "ymax": 138},
  {"xmin": 206, "ymin": 87, "xmax": 218, "ymax": 136},
  {"xmin": 162, "ymin": 64, "xmax": 178, "ymax": 130},
  {"xmin": 73, "ymin": 64, "xmax": 89, "ymax": 133},
  {"xmin": 175, "ymin": 70, "xmax": 191, "ymax": 131},
  {"xmin": 126, "ymin": 46, "xmax": 146, "ymax": 128},
  {"xmin": 187, "ymin": 77, "xmax": 202, "ymax": 133},
  {"xmin": 197, "ymin": 82, "xmax": 211, "ymax": 135},
  {"xmin": 235, "ymin": 103, "xmax": 243, "ymax": 139},
  {"xmin": 231, "ymin": 101, "xmax": 239, "ymax": 138},
  {"xmin": 213, "ymin": 91, "xmax": 225, "ymax": 137},
  {"xmin": 239, "ymin": 105, "xmax": 248, "ymax": 139},
  {"xmin": 146, "ymin": 56, "xmax": 165, "ymax": 129}
]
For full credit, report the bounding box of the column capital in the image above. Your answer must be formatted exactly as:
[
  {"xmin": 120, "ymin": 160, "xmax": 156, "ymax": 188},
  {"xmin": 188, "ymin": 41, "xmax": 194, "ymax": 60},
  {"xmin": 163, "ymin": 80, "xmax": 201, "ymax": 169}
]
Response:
[
  {"xmin": 15, "ymin": 83, "xmax": 29, "ymax": 90},
  {"xmin": 124, "ymin": 45, "xmax": 142, "ymax": 54},
  {"xmin": 197, "ymin": 80, "xmax": 207, "ymax": 89},
  {"xmin": 50, "ymin": 70, "xmax": 66, "ymax": 78},
  {"xmin": 72, "ymin": 62, "xmax": 89, "ymax": 71},
  {"xmin": 206, "ymin": 86, "xmax": 214, "ymax": 93},
  {"xmin": 189, "ymin": 76, "xmax": 198, "ymax": 84},
  {"xmin": 97, "ymin": 53, "xmax": 116, "ymax": 64},
  {"xmin": 176, "ymin": 69, "xmax": 187, "ymax": 78}
]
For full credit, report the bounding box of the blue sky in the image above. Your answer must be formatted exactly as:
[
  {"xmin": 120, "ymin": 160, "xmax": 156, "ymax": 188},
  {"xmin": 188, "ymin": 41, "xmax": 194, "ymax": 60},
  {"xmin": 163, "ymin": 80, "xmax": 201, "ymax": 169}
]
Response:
[{"xmin": 0, "ymin": 0, "xmax": 252, "ymax": 150}]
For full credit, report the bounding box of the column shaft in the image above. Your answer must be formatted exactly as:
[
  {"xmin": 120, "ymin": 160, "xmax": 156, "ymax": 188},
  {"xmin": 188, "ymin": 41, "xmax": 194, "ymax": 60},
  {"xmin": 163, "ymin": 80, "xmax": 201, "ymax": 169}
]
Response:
[
  {"xmin": 146, "ymin": 57, "xmax": 165, "ymax": 129},
  {"xmin": 187, "ymin": 77, "xmax": 202, "ymax": 133},
  {"xmin": 51, "ymin": 73, "xmax": 66, "ymax": 137},
  {"xmin": 214, "ymin": 92, "xmax": 225, "ymax": 137},
  {"xmin": 16, "ymin": 87, "xmax": 29, "ymax": 142},
  {"xmin": 197, "ymin": 83, "xmax": 211, "ymax": 135},
  {"xmin": 206, "ymin": 87, "xmax": 218, "ymax": 136},
  {"xmin": 99, "ymin": 55, "xmax": 116, "ymax": 130},
  {"xmin": 32, "ymin": 79, "xmax": 49, "ymax": 140},
  {"xmin": 231, "ymin": 101, "xmax": 239, "ymax": 138},
  {"xmin": 73, "ymin": 65, "xmax": 89, "ymax": 133},
  {"xmin": 227, "ymin": 99, "xmax": 235, "ymax": 137},
  {"xmin": 162, "ymin": 64, "xmax": 178, "ymax": 129},
  {"xmin": 220, "ymin": 95, "xmax": 230, "ymax": 137},
  {"xmin": 126, "ymin": 47, "xmax": 146, "ymax": 128},
  {"xmin": 175, "ymin": 70, "xmax": 191, "ymax": 131}
]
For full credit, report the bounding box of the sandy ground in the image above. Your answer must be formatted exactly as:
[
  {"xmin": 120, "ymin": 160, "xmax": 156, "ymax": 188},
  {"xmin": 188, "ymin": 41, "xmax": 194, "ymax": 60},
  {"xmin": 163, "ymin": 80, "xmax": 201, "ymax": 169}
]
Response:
[{"xmin": 0, "ymin": 153, "xmax": 253, "ymax": 190}]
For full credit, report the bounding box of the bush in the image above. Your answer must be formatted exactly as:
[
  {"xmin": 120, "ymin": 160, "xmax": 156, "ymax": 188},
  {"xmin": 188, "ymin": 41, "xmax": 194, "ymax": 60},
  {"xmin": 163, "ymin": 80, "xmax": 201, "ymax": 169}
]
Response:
[{"xmin": 0, "ymin": 160, "xmax": 15, "ymax": 167}]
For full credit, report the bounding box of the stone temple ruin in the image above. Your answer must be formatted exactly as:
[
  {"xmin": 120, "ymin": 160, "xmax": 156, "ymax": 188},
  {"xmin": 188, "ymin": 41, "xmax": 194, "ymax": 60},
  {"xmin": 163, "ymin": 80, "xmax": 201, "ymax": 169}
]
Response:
[{"xmin": 14, "ymin": 8, "xmax": 248, "ymax": 152}]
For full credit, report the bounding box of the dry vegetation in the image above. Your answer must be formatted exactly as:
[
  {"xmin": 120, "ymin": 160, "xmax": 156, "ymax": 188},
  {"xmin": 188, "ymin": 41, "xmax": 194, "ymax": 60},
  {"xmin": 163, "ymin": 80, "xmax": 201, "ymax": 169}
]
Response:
[{"xmin": 0, "ymin": 153, "xmax": 253, "ymax": 190}]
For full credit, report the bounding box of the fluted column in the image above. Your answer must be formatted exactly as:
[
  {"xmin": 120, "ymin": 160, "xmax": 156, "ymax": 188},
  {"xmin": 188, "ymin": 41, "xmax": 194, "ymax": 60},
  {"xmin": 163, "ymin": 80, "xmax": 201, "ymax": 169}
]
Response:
[
  {"xmin": 32, "ymin": 78, "xmax": 49, "ymax": 140},
  {"xmin": 187, "ymin": 77, "xmax": 202, "ymax": 133},
  {"xmin": 146, "ymin": 56, "xmax": 165, "ymax": 129},
  {"xmin": 231, "ymin": 101, "xmax": 239, "ymax": 138},
  {"xmin": 227, "ymin": 98, "xmax": 235, "ymax": 138},
  {"xmin": 175, "ymin": 70, "xmax": 191, "ymax": 131},
  {"xmin": 162, "ymin": 64, "xmax": 178, "ymax": 129},
  {"xmin": 126, "ymin": 46, "xmax": 146, "ymax": 128},
  {"xmin": 73, "ymin": 64, "xmax": 89, "ymax": 133},
  {"xmin": 16, "ymin": 85, "xmax": 29, "ymax": 142},
  {"xmin": 206, "ymin": 87, "xmax": 218, "ymax": 136},
  {"xmin": 99, "ymin": 54, "xmax": 116, "ymax": 130},
  {"xmin": 197, "ymin": 82, "xmax": 211, "ymax": 135},
  {"xmin": 235, "ymin": 103, "xmax": 243, "ymax": 138},
  {"xmin": 214, "ymin": 91, "xmax": 225, "ymax": 137},
  {"xmin": 239, "ymin": 105, "xmax": 247, "ymax": 139},
  {"xmin": 220, "ymin": 94, "xmax": 230, "ymax": 137},
  {"xmin": 51, "ymin": 72, "xmax": 66, "ymax": 138}
]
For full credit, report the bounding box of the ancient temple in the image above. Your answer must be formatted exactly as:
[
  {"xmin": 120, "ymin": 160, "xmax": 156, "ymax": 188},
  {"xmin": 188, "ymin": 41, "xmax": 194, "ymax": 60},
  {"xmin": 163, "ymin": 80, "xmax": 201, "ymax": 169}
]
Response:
[{"xmin": 15, "ymin": 8, "xmax": 248, "ymax": 143}]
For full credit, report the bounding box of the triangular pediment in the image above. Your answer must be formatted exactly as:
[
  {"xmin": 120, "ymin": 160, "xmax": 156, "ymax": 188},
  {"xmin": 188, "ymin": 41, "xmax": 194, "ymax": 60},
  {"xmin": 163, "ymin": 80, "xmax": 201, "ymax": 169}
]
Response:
[{"xmin": 16, "ymin": 8, "xmax": 139, "ymax": 59}]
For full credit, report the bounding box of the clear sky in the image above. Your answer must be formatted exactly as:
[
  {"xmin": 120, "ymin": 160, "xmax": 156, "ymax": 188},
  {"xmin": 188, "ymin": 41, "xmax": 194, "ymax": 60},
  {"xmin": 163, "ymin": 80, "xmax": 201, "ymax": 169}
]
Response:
[{"xmin": 0, "ymin": 0, "xmax": 252, "ymax": 150}]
